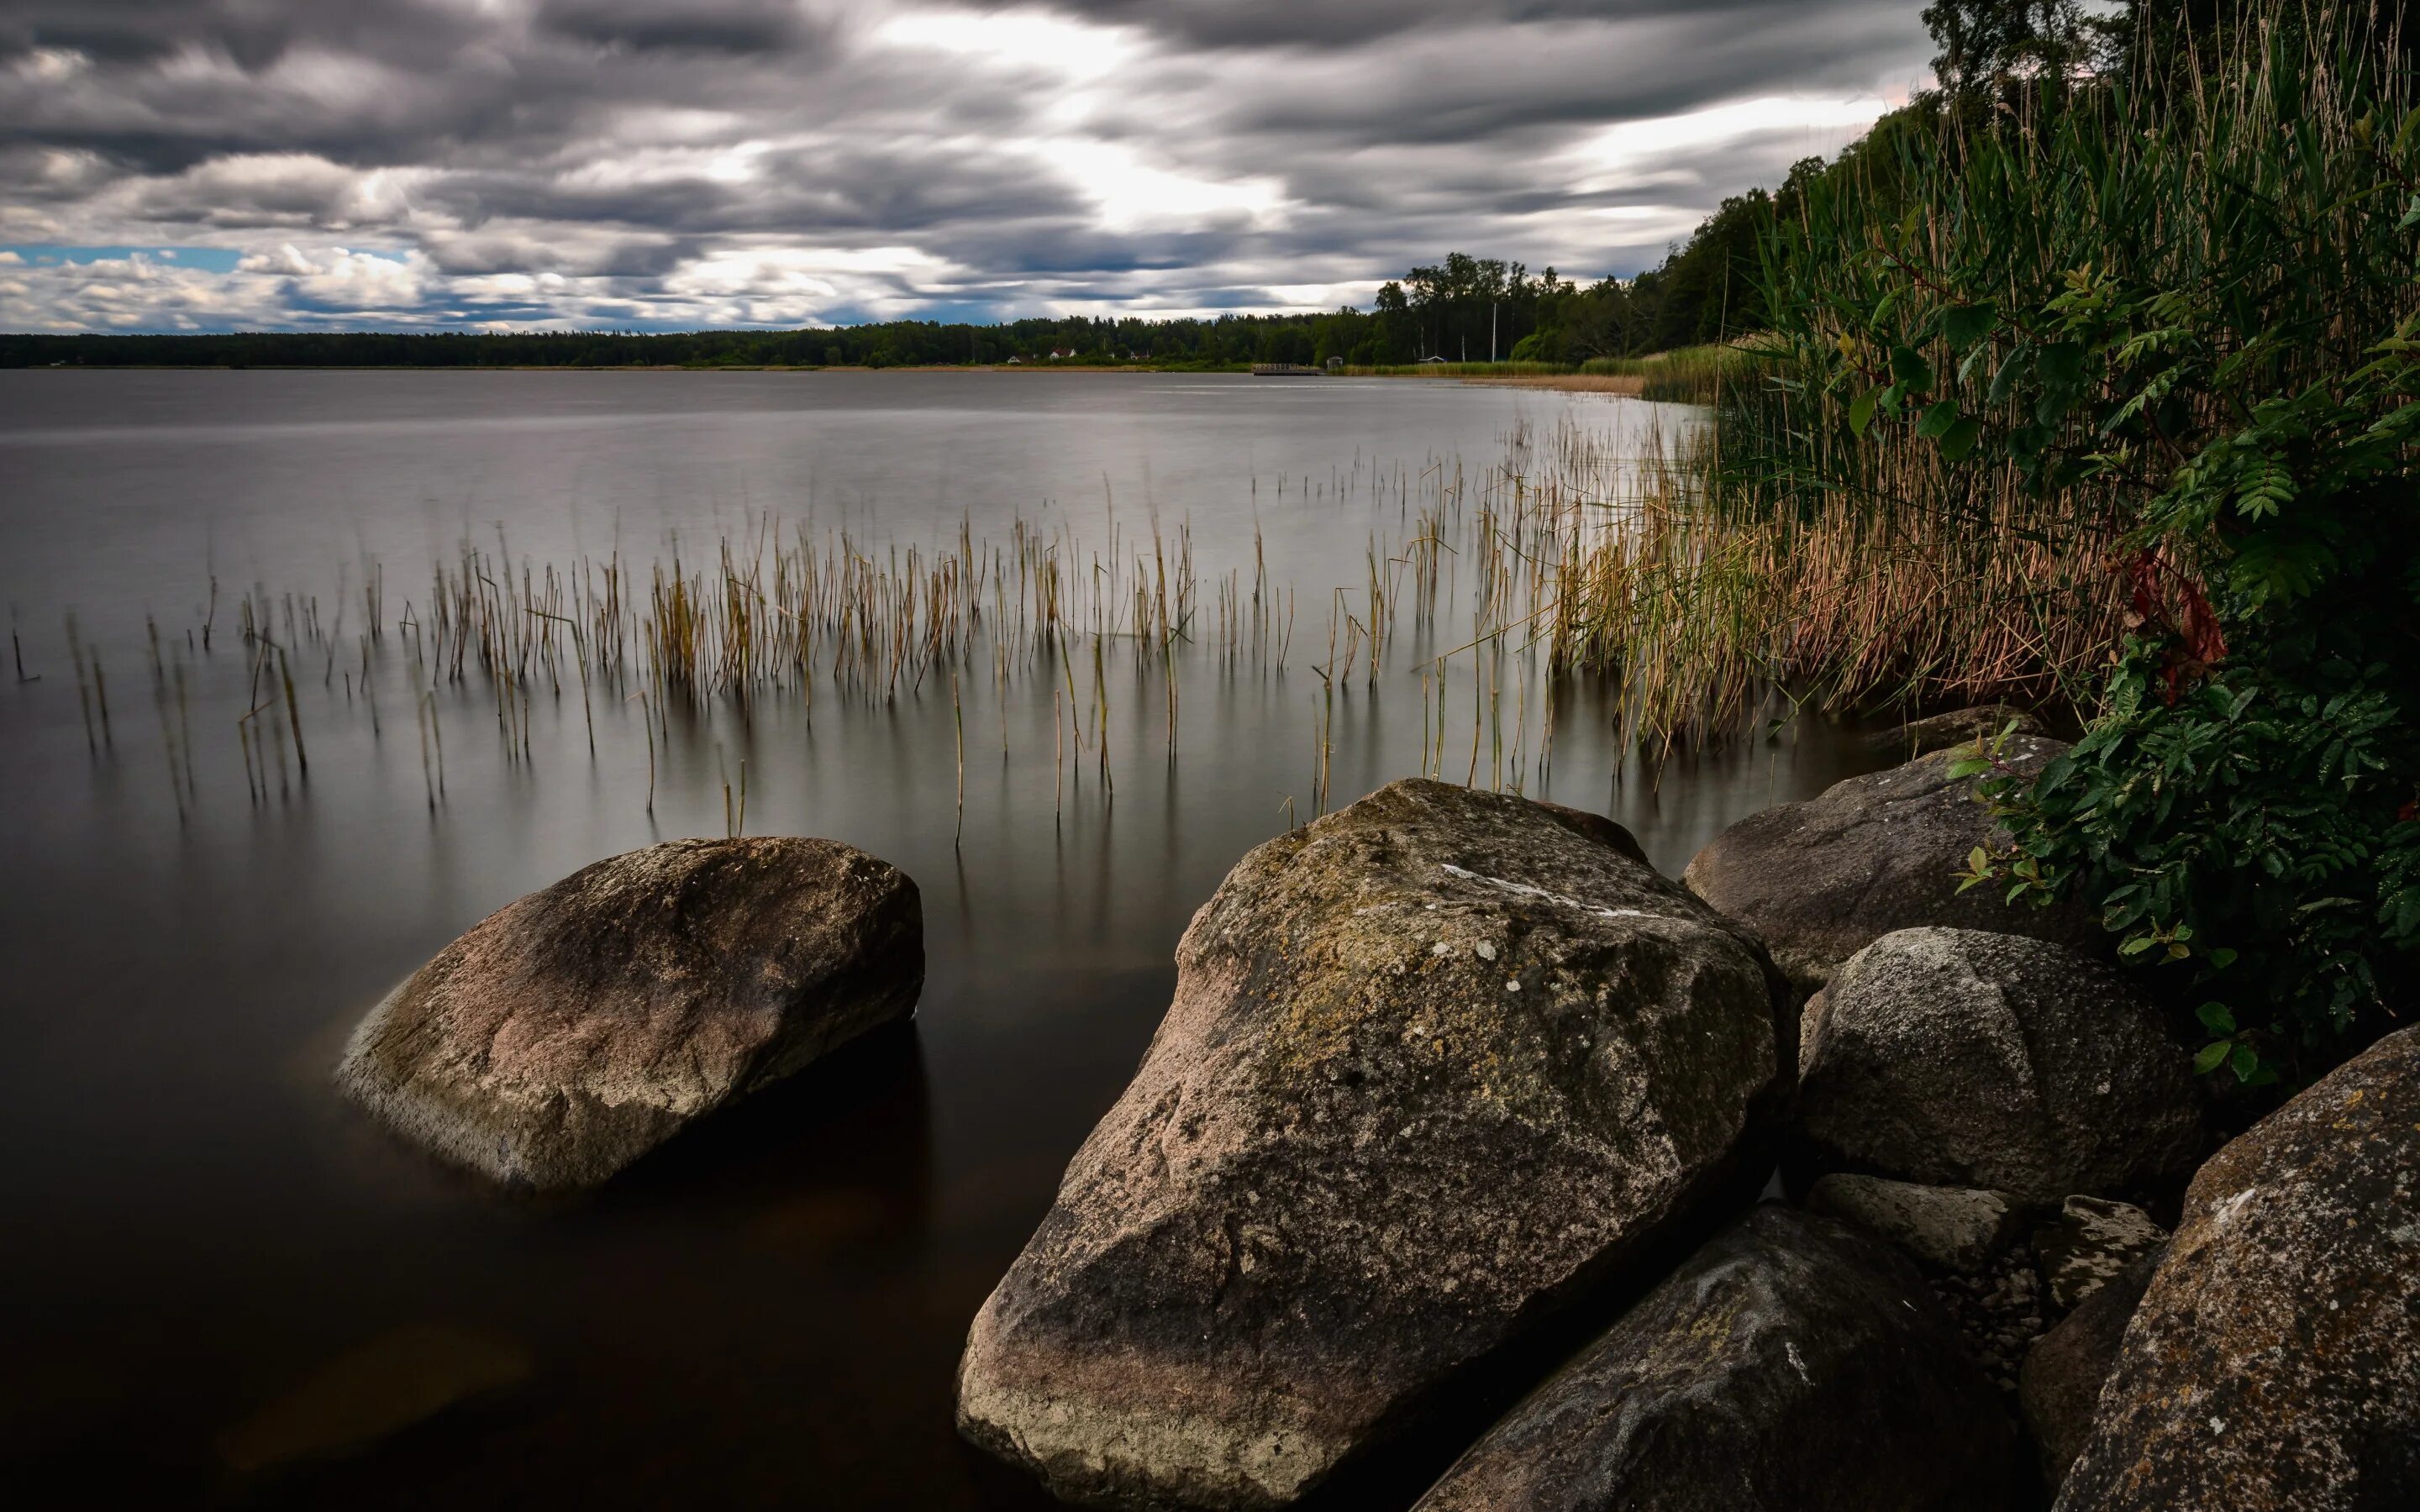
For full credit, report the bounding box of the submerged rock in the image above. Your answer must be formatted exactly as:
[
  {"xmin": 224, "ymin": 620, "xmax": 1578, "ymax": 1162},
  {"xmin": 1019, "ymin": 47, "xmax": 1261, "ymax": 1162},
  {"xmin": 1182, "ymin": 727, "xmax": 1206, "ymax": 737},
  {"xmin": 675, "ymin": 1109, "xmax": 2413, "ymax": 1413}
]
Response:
[
  {"xmin": 2056, "ymin": 1026, "xmax": 2420, "ymax": 1512},
  {"xmin": 1795, "ymin": 928, "xmax": 2203, "ymax": 1206},
  {"xmin": 955, "ymin": 779, "xmax": 1791, "ymax": 1510},
  {"xmin": 337, "ymin": 837, "xmax": 923, "ymax": 1189},
  {"xmin": 1807, "ymin": 1173, "xmax": 2025, "ymax": 1273},
  {"xmin": 2033, "ymin": 1197, "xmax": 2168, "ymax": 1312},
  {"xmin": 218, "ymin": 1324, "xmax": 532, "ymax": 1474},
  {"xmin": 1413, "ymin": 1205, "xmax": 2020, "ymax": 1512},
  {"xmin": 2020, "ymin": 1253, "xmax": 2158, "ymax": 1493},
  {"xmin": 1682, "ymin": 738, "xmax": 2093, "ymax": 990}
]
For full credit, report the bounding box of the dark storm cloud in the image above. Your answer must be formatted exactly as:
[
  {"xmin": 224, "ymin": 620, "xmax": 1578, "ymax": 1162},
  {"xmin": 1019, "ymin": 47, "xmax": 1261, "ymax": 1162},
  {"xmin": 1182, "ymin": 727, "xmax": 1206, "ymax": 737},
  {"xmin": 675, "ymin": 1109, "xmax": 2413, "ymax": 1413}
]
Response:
[
  {"xmin": 1013, "ymin": 0, "xmax": 1916, "ymax": 51},
  {"xmin": 534, "ymin": 0, "xmax": 829, "ymax": 55},
  {"xmin": 0, "ymin": 0, "xmax": 1939, "ymax": 332}
]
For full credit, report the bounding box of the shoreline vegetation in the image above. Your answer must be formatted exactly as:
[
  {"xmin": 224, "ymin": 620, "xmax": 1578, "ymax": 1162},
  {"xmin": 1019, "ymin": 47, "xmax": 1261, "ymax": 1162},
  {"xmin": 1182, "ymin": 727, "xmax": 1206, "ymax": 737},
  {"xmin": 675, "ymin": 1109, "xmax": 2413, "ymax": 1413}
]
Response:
[
  {"xmin": 1634, "ymin": 0, "xmax": 2417, "ymax": 1096},
  {"xmin": 14, "ymin": 0, "xmax": 2409, "ymax": 1093}
]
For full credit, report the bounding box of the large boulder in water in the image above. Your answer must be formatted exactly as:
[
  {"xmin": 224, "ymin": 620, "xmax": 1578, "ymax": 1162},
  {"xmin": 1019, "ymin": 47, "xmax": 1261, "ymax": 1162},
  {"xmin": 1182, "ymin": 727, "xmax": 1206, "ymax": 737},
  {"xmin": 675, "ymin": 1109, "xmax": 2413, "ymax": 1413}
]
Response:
[
  {"xmin": 1413, "ymin": 1205, "xmax": 2021, "ymax": 1512},
  {"xmin": 2055, "ymin": 1025, "xmax": 2420, "ymax": 1512},
  {"xmin": 1683, "ymin": 738, "xmax": 2095, "ymax": 990},
  {"xmin": 1795, "ymin": 928, "xmax": 2203, "ymax": 1207},
  {"xmin": 955, "ymin": 778, "xmax": 1792, "ymax": 1509},
  {"xmin": 336, "ymin": 837, "xmax": 923, "ymax": 1189}
]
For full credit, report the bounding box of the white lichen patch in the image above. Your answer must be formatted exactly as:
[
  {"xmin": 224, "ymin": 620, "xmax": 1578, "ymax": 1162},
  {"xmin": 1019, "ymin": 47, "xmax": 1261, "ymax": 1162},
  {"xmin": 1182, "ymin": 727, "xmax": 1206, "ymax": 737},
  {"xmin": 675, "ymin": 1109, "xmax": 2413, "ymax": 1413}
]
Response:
[{"xmin": 1440, "ymin": 864, "xmax": 1649, "ymax": 921}]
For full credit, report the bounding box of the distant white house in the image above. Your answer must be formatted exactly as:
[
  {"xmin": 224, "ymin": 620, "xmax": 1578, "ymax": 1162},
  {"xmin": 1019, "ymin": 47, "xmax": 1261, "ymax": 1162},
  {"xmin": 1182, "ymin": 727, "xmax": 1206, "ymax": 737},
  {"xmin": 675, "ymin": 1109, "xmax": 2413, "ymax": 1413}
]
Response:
[{"xmin": 1004, "ymin": 354, "xmax": 1023, "ymax": 365}]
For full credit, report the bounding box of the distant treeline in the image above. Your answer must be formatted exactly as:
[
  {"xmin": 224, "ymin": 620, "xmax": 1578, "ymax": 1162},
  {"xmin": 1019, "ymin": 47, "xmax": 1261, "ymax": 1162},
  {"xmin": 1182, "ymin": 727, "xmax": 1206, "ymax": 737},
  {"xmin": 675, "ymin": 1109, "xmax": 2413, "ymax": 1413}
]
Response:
[
  {"xmin": 0, "ymin": 253, "xmax": 1754, "ymax": 371},
  {"xmin": 0, "ymin": 226, "xmax": 1783, "ymax": 371}
]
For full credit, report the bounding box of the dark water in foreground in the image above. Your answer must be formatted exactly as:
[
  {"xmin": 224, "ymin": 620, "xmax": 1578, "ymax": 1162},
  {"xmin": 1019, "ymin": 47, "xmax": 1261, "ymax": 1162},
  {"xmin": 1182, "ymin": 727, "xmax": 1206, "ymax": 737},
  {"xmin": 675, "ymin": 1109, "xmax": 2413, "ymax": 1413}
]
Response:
[{"xmin": 0, "ymin": 371, "xmax": 1897, "ymax": 1506}]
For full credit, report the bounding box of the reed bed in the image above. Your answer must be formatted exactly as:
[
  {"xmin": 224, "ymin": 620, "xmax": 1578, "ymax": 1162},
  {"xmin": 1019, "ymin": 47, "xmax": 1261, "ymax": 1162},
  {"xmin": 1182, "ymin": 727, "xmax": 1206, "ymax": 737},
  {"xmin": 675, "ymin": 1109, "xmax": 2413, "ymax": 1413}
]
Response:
[
  {"xmin": 1547, "ymin": 421, "xmax": 2125, "ymax": 750},
  {"xmin": 47, "ymin": 380, "xmax": 2128, "ymax": 826}
]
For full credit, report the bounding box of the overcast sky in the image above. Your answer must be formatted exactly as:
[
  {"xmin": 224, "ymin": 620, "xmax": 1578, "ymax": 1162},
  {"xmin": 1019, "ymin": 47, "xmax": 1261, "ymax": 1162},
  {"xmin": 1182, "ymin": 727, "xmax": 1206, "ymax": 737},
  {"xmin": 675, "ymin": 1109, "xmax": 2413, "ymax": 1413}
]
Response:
[{"xmin": 0, "ymin": 1, "xmax": 1938, "ymax": 333}]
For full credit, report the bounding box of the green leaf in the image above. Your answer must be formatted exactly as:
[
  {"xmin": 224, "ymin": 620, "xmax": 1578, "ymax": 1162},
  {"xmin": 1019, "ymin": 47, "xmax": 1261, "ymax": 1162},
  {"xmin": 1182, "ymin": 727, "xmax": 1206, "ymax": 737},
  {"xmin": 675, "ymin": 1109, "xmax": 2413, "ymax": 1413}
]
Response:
[
  {"xmin": 1890, "ymin": 345, "xmax": 1933, "ymax": 393},
  {"xmin": 2196, "ymin": 1002, "xmax": 2237, "ymax": 1036},
  {"xmin": 2119, "ymin": 935, "xmax": 2159, "ymax": 957},
  {"xmin": 1917, "ymin": 400, "xmax": 1960, "ymax": 440},
  {"xmin": 1940, "ymin": 417, "xmax": 1986, "ymax": 461},
  {"xmin": 1943, "ymin": 302, "xmax": 1998, "ymax": 351},
  {"xmin": 1986, "ymin": 344, "xmax": 2031, "ymax": 407},
  {"xmin": 1849, "ymin": 388, "xmax": 1879, "ymax": 437},
  {"xmin": 2191, "ymin": 1042, "xmax": 2232, "ymax": 1075},
  {"xmin": 2207, "ymin": 947, "xmax": 2239, "ymax": 969},
  {"xmin": 2036, "ymin": 341, "xmax": 2088, "ymax": 389},
  {"xmin": 2402, "ymin": 193, "xmax": 2420, "ymax": 233},
  {"xmin": 2228, "ymin": 1043, "xmax": 2261, "ymax": 1080}
]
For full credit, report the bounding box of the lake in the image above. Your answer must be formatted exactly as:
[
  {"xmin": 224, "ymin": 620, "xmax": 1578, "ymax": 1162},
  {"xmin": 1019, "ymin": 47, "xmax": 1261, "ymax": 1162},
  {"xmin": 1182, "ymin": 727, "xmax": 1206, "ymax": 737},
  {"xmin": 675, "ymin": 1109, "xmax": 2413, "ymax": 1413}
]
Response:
[{"xmin": 0, "ymin": 370, "xmax": 1890, "ymax": 1506}]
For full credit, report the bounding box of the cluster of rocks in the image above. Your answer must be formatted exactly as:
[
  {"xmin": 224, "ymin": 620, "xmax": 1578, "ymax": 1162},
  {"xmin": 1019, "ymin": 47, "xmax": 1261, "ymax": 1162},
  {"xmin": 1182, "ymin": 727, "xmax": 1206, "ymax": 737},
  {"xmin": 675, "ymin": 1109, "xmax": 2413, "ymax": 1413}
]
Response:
[
  {"xmin": 326, "ymin": 709, "xmax": 2417, "ymax": 1510},
  {"xmin": 944, "ymin": 722, "xmax": 2417, "ymax": 1511}
]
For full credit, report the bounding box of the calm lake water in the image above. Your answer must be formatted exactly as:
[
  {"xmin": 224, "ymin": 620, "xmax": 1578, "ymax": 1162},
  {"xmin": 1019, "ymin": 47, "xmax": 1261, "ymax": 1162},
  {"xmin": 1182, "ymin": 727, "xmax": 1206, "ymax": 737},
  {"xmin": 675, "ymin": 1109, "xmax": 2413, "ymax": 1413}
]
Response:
[{"xmin": 0, "ymin": 370, "xmax": 1892, "ymax": 1507}]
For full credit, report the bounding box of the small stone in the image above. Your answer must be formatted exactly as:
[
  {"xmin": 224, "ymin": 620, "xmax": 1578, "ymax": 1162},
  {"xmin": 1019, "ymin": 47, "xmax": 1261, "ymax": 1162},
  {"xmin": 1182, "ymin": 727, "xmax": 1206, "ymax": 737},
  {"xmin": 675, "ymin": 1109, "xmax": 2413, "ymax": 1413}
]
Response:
[
  {"xmin": 2034, "ymin": 1196, "xmax": 2170, "ymax": 1311},
  {"xmin": 1807, "ymin": 1174, "xmax": 2026, "ymax": 1273}
]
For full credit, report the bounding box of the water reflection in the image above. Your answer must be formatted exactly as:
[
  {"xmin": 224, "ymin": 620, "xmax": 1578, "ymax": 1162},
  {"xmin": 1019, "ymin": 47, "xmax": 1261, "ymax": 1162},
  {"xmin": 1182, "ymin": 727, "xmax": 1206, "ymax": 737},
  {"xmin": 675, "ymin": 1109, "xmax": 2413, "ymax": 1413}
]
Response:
[{"xmin": 0, "ymin": 371, "xmax": 1897, "ymax": 1507}]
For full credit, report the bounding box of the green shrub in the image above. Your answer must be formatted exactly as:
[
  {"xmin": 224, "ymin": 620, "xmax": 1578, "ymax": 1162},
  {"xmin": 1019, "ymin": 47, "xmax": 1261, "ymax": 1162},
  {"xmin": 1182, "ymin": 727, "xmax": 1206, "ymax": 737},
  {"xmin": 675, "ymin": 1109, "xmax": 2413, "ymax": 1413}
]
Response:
[{"xmin": 1766, "ymin": 3, "xmax": 2420, "ymax": 1084}]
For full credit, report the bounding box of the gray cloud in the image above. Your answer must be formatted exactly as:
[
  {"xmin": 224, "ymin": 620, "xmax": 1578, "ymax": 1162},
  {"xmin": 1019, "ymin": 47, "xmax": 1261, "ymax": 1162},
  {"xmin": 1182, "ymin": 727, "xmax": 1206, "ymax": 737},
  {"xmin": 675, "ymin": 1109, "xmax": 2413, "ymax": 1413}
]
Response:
[{"xmin": 0, "ymin": 0, "xmax": 1937, "ymax": 331}]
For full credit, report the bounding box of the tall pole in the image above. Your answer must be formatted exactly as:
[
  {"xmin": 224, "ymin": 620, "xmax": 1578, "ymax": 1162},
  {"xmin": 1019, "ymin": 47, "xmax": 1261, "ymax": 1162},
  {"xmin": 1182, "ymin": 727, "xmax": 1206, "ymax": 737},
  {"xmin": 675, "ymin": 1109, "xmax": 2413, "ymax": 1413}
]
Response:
[{"xmin": 1491, "ymin": 301, "xmax": 1497, "ymax": 364}]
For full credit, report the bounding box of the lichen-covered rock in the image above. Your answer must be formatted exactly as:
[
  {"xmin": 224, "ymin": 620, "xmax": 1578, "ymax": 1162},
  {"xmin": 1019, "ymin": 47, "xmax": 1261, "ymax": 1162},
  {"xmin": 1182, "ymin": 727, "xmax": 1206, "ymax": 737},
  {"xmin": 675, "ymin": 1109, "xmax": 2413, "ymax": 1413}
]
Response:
[
  {"xmin": 1796, "ymin": 928, "xmax": 2203, "ymax": 1206},
  {"xmin": 1807, "ymin": 1173, "xmax": 2026, "ymax": 1273},
  {"xmin": 337, "ymin": 837, "xmax": 922, "ymax": 1189},
  {"xmin": 2056, "ymin": 1026, "xmax": 2420, "ymax": 1512},
  {"xmin": 2020, "ymin": 1252, "xmax": 2158, "ymax": 1492},
  {"xmin": 1413, "ymin": 1205, "xmax": 2021, "ymax": 1512},
  {"xmin": 955, "ymin": 779, "xmax": 1792, "ymax": 1510},
  {"xmin": 1870, "ymin": 705, "xmax": 2044, "ymax": 761},
  {"xmin": 1683, "ymin": 738, "xmax": 2093, "ymax": 990},
  {"xmin": 1534, "ymin": 800, "xmax": 1651, "ymax": 868},
  {"xmin": 2033, "ymin": 1197, "xmax": 2167, "ymax": 1311}
]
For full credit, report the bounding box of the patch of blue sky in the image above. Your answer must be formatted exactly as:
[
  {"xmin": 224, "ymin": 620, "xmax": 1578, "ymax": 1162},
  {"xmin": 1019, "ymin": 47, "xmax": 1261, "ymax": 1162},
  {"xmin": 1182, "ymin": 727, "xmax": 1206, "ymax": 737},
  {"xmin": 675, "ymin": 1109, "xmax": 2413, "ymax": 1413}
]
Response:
[{"xmin": 3, "ymin": 245, "xmax": 245, "ymax": 272}]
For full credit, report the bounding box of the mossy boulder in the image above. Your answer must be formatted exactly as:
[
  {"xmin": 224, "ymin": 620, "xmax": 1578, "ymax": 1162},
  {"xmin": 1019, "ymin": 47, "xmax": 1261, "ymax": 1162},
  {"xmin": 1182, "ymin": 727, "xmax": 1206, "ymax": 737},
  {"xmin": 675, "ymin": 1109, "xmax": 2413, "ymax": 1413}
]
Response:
[
  {"xmin": 955, "ymin": 779, "xmax": 1792, "ymax": 1509},
  {"xmin": 1413, "ymin": 1205, "xmax": 2020, "ymax": 1512},
  {"xmin": 1795, "ymin": 928, "xmax": 2204, "ymax": 1207},
  {"xmin": 337, "ymin": 837, "xmax": 922, "ymax": 1189},
  {"xmin": 2055, "ymin": 1025, "xmax": 2420, "ymax": 1511},
  {"xmin": 1683, "ymin": 738, "xmax": 2096, "ymax": 991}
]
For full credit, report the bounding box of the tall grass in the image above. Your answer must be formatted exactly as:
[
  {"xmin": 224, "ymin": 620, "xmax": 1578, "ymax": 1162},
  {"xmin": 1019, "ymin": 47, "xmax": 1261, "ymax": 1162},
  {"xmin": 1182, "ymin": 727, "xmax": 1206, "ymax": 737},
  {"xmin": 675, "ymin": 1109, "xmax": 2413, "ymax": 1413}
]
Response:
[
  {"xmin": 1549, "ymin": 1, "xmax": 2416, "ymax": 750},
  {"xmin": 1579, "ymin": 344, "xmax": 1754, "ymax": 404},
  {"xmin": 1544, "ymin": 424, "xmax": 2123, "ymax": 750}
]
